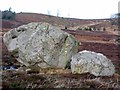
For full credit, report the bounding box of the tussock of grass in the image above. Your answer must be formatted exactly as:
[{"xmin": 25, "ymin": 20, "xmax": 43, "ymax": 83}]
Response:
[{"xmin": 2, "ymin": 70, "xmax": 120, "ymax": 89}]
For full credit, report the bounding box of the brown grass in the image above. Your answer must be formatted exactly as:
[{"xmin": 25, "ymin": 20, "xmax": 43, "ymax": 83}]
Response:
[{"xmin": 2, "ymin": 70, "xmax": 120, "ymax": 89}]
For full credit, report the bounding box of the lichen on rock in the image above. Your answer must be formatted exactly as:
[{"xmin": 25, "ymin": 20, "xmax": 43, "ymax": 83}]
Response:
[
  {"xmin": 3, "ymin": 22, "xmax": 80, "ymax": 69},
  {"xmin": 71, "ymin": 50, "xmax": 115, "ymax": 76}
]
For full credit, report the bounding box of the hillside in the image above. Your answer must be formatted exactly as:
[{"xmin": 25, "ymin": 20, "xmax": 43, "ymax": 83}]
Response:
[
  {"xmin": 2, "ymin": 12, "xmax": 118, "ymax": 32},
  {"xmin": 1, "ymin": 12, "xmax": 120, "ymax": 89},
  {"xmin": 1, "ymin": 12, "xmax": 119, "ymax": 71}
]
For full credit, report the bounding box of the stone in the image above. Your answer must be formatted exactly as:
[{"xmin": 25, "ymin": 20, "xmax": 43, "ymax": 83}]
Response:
[
  {"xmin": 3, "ymin": 22, "xmax": 80, "ymax": 69},
  {"xmin": 71, "ymin": 50, "xmax": 115, "ymax": 76}
]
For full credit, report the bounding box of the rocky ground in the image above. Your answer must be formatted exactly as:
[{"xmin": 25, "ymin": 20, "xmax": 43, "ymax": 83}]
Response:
[{"xmin": 1, "ymin": 16, "xmax": 120, "ymax": 89}]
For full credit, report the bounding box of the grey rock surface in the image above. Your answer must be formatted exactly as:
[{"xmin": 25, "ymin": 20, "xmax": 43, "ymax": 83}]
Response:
[
  {"xmin": 3, "ymin": 22, "xmax": 80, "ymax": 69},
  {"xmin": 71, "ymin": 50, "xmax": 115, "ymax": 76}
]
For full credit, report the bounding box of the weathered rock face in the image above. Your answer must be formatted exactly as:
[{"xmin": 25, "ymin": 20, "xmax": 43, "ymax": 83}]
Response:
[
  {"xmin": 71, "ymin": 50, "xmax": 115, "ymax": 76},
  {"xmin": 3, "ymin": 22, "xmax": 80, "ymax": 69}
]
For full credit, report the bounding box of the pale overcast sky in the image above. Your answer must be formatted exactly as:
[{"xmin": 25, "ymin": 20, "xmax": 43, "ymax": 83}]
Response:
[{"xmin": 0, "ymin": 0, "xmax": 119, "ymax": 19}]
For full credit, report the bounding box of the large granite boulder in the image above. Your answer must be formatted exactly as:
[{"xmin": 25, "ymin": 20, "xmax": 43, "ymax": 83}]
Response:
[
  {"xmin": 71, "ymin": 50, "xmax": 115, "ymax": 76},
  {"xmin": 3, "ymin": 22, "xmax": 80, "ymax": 69}
]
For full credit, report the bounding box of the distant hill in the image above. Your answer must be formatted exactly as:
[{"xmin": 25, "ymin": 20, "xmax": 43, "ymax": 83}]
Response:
[{"xmin": 2, "ymin": 12, "xmax": 118, "ymax": 31}]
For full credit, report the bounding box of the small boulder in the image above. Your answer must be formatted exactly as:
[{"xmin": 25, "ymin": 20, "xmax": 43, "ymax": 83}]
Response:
[
  {"xmin": 71, "ymin": 50, "xmax": 115, "ymax": 76},
  {"xmin": 3, "ymin": 22, "xmax": 80, "ymax": 69}
]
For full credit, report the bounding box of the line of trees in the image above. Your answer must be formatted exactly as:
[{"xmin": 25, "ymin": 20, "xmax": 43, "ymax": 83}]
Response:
[{"xmin": 2, "ymin": 8, "xmax": 16, "ymax": 20}]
